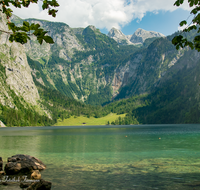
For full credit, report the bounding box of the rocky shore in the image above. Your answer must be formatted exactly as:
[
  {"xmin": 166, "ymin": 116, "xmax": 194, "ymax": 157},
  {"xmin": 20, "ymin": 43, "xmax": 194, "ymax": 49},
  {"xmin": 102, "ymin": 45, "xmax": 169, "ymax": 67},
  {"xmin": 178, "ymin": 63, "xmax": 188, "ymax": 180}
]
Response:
[{"xmin": 0, "ymin": 154, "xmax": 51, "ymax": 190}]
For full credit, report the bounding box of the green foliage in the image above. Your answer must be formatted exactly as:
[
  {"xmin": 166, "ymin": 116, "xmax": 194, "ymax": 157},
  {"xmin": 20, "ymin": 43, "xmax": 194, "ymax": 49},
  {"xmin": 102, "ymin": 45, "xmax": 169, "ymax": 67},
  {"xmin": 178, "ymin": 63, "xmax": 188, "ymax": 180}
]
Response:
[
  {"xmin": 86, "ymin": 85, "xmax": 112, "ymax": 106},
  {"xmin": 0, "ymin": 60, "xmax": 5, "ymax": 75},
  {"xmin": 115, "ymin": 37, "xmax": 177, "ymax": 100},
  {"xmin": 43, "ymin": 26, "xmax": 141, "ymax": 106},
  {"xmin": 53, "ymin": 77, "xmax": 73, "ymax": 98},
  {"xmin": 27, "ymin": 56, "xmax": 54, "ymax": 89},
  {"xmin": 34, "ymin": 79, "xmax": 110, "ymax": 121},
  {"xmin": 172, "ymin": 0, "xmax": 200, "ymax": 51},
  {"xmin": 131, "ymin": 50, "xmax": 200, "ymax": 124},
  {"xmin": 143, "ymin": 37, "xmax": 160, "ymax": 48},
  {"xmin": 0, "ymin": 105, "xmax": 54, "ymax": 127},
  {"xmin": 0, "ymin": 86, "xmax": 54, "ymax": 127},
  {"xmin": 101, "ymin": 45, "xmax": 200, "ymax": 125},
  {"xmin": 110, "ymin": 115, "xmax": 139, "ymax": 125},
  {"xmin": 0, "ymin": 0, "xmax": 59, "ymax": 44},
  {"xmin": 48, "ymin": 53, "xmax": 69, "ymax": 67},
  {"xmin": 102, "ymin": 94, "xmax": 148, "ymax": 125},
  {"xmin": 75, "ymin": 34, "xmax": 87, "ymax": 47},
  {"xmin": 68, "ymin": 81, "xmax": 82, "ymax": 99}
]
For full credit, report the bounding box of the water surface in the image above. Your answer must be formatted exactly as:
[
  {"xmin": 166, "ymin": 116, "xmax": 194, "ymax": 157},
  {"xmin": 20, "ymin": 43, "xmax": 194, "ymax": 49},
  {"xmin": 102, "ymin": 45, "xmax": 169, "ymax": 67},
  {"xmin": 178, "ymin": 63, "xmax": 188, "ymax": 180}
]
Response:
[{"xmin": 0, "ymin": 124, "xmax": 200, "ymax": 189}]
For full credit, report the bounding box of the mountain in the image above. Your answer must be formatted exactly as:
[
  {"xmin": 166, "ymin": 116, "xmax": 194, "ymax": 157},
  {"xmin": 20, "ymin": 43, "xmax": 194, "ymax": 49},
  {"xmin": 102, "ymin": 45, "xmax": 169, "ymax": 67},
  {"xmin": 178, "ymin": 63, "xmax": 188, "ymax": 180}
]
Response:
[
  {"xmin": 105, "ymin": 46, "xmax": 200, "ymax": 124},
  {"xmin": 0, "ymin": 12, "xmax": 52, "ymax": 126},
  {"xmin": 11, "ymin": 15, "xmax": 141, "ymax": 105},
  {"xmin": 0, "ymin": 13, "xmax": 200, "ymax": 126},
  {"xmin": 129, "ymin": 28, "xmax": 165, "ymax": 44},
  {"xmin": 113, "ymin": 35, "xmax": 183, "ymax": 100},
  {"xmin": 107, "ymin": 27, "xmax": 165, "ymax": 45},
  {"xmin": 10, "ymin": 16, "xmax": 171, "ymax": 106},
  {"xmin": 0, "ymin": 13, "xmax": 109, "ymax": 127},
  {"xmin": 10, "ymin": 16, "xmax": 198, "ymax": 106},
  {"xmin": 107, "ymin": 28, "xmax": 133, "ymax": 45},
  {"xmin": 0, "ymin": 12, "xmax": 42, "ymax": 112}
]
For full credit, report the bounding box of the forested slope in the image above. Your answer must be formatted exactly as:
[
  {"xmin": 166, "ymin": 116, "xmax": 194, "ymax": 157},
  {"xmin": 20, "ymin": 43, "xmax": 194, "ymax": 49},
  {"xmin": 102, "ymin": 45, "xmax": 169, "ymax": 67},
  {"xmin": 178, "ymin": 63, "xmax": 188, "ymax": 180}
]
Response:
[{"xmin": 105, "ymin": 48, "xmax": 200, "ymax": 124}]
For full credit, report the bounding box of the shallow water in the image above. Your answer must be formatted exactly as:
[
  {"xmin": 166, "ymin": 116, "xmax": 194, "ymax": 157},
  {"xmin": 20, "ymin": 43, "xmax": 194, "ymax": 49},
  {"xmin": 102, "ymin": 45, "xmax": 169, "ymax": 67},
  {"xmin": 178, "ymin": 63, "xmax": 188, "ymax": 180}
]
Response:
[{"xmin": 0, "ymin": 124, "xmax": 200, "ymax": 189}]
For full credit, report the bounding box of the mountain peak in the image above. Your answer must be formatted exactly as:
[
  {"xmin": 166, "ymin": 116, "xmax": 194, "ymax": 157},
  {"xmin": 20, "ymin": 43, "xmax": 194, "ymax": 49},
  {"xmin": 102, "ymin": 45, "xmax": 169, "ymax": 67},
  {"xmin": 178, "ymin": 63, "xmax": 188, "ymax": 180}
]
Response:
[
  {"xmin": 108, "ymin": 27, "xmax": 124, "ymax": 37},
  {"xmin": 88, "ymin": 25, "xmax": 97, "ymax": 31},
  {"xmin": 108, "ymin": 27, "xmax": 165, "ymax": 45},
  {"xmin": 107, "ymin": 28, "xmax": 132, "ymax": 45},
  {"xmin": 130, "ymin": 28, "xmax": 165, "ymax": 44}
]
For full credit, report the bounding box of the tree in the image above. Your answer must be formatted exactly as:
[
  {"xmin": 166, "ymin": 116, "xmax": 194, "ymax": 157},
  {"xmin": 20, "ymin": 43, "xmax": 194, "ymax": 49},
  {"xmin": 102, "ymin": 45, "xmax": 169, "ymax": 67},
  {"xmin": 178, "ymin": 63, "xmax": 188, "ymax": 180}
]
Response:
[
  {"xmin": 0, "ymin": 0, "xmax": 59, "ymax": 44},
  {"xmin": 172, "ymin": 0, "xmax": 200, "ymax": 51}
]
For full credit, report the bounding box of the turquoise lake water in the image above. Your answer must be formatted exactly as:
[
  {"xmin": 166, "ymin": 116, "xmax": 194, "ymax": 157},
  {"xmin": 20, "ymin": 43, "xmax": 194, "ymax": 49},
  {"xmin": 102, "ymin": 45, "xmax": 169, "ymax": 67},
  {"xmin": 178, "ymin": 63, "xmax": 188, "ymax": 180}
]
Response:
[{"xmin": 0, "ymin": 124, "xmax": 200, "ymax": 189}]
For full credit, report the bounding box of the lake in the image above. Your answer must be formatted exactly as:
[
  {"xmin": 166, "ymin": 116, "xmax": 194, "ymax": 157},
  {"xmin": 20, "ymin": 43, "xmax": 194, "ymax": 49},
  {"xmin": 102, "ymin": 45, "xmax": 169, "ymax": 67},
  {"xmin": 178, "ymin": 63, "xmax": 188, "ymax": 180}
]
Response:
[{"xmin": 0, "ymin": 124, "xmax": 200, "ymax": 189}]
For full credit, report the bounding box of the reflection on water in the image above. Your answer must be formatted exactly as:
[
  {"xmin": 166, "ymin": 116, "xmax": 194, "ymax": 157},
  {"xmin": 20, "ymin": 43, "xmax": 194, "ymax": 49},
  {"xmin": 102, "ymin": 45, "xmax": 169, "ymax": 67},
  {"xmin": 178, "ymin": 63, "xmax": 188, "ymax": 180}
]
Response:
[{"xmin": 0, "ymin": 124, "xmax": 200, "ymax": 189}]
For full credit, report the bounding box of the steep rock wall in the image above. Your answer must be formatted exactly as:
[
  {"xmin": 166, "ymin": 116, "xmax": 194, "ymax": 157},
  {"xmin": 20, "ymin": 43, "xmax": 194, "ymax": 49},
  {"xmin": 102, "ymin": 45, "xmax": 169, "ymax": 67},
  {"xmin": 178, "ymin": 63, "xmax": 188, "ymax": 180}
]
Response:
[{"xmin": 0, "ymin": 12, "xmax": 40, "ymax": 108}]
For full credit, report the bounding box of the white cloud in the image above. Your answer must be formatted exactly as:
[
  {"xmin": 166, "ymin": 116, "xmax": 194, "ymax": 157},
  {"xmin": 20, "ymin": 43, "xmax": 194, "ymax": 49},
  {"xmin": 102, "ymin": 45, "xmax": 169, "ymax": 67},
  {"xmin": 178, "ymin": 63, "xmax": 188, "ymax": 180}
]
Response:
[
  {"xmin": 178, "ymin": 22, "xmax": 196, "ymax": 31},
  {"xmin": 178, "ymin": 24, "xmax": 188, "ymax": 31},
  {"xmin": 10, "ymin": 0, "xmax": 192, "ymax": 30}
]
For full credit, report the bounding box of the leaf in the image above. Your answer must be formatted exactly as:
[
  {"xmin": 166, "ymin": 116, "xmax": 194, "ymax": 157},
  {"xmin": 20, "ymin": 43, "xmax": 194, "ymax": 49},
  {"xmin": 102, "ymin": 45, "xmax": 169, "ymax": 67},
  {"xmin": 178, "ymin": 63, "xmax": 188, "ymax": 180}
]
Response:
[
  {"xmin": 194, "ymin": 0, "xmax": 199, "ymax": 5},
  {"xmin": 48, "ymin": 9, "xmax": 58, "ymax": 17},
  {"xmin": 191, "ymin": 8, "xmax": 198, "ymax": 14},
  {"xmin": 172, "ymin": 35, "xmax": 183, "ymax": 45},
  {"xmin": 180, "ymin": 20, "xmax": 187, "ymax": 26},
  {"xmin": 42, "ymin": 0, "xmax": 48, "ymax": 9},
  {"xmin": 21, "ymin": 21, "xmax": 30, "ymax": 32},
  {"xmin": 30, "ymin": 23, "xmax": 40, "ymax": 30},
  {"xmin": 37, "ymin": 37, "xmax": 43, "ymax": 45},
  {"xmin": 23, "ymin": 21, "xmax": 30, "ymax": 27},
  {"xmin": 7, "ymin": 23, "xmax": 16, "ymax": 32},
  {"xmin": 43, "ymin": 36, "xmax": 54, "ymax": 44},
  {"xmin": 189, "ymin": 1, "xmax": 194, "ymax": 7},
  {"xmin": 174, "ymin": 0, "xmax": 184, "ymax": 6}
]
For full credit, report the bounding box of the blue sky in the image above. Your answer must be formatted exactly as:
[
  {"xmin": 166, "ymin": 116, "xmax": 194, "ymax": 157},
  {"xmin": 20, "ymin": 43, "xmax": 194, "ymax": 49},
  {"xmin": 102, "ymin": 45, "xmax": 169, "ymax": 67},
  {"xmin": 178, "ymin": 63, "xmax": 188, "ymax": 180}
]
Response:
[
  {"xmin": 11, "ymin": 0, "xmax": 192, "ymax": 37},
  {"xmin": 105, "ymin": 9, "xmax": 191, "ymax": 36}
]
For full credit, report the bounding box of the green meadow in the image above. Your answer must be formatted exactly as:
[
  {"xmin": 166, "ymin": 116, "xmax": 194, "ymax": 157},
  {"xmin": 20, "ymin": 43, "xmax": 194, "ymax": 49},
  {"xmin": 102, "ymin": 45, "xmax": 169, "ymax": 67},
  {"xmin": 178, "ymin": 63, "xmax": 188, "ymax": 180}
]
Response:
[{"xmin": 54, "ymin": 113, "xmax": 126, "ymax": 126}]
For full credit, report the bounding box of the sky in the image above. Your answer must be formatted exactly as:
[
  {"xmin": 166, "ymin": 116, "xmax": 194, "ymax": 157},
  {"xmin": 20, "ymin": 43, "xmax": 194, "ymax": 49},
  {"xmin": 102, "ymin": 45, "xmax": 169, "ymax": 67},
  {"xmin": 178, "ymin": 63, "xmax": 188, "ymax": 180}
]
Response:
[{"xmin": 11, "ymin": 0, "xmax": 193, "ymax": 36}]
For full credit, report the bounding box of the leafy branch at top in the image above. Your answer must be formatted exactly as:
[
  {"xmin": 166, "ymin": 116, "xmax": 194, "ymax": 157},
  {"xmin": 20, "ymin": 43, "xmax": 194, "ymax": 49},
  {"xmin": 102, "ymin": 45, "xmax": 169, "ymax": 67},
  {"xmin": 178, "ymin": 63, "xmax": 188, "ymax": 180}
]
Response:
[
  {"xmin": 0, "ymin": 0, "xmax": 59, "ymax": 44},
  {"xmin": 172, "ymin": 0, "xmax": 200, "ymax": 51}
]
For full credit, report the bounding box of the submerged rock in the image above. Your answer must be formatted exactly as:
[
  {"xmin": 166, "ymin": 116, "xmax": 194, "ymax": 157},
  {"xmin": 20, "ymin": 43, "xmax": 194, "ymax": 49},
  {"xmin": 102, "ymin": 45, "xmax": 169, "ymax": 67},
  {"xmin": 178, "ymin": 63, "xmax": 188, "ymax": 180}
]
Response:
[
  {"xmin": 27, "ymin": 179, "xmax": 51, "ymax": 190},
  {"xmin": 4, "ymin": 154, "xmax": 46, "ymax": 175}
]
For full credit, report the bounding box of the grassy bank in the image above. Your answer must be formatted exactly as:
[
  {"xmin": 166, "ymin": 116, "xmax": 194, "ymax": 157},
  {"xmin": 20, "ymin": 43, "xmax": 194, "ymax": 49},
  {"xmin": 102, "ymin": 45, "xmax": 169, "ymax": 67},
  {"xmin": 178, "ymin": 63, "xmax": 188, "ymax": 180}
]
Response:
[{"xmin": 54, "ymin": 113, "xmax": 126, "ymax": 126}]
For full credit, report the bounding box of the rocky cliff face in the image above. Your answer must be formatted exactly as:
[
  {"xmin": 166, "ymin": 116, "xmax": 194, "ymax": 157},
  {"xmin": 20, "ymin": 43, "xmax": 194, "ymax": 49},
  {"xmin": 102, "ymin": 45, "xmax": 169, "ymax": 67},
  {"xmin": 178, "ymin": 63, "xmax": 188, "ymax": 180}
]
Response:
[{"xmin": 0, "ymin": 12, "xmax": 45, "ymax": 114}]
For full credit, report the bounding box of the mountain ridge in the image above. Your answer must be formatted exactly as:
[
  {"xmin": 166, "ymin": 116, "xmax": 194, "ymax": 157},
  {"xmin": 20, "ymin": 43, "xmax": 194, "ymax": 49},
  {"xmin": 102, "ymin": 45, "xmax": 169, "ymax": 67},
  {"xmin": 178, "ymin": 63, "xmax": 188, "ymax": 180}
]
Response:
[
  {"xmin": 107, "ymin": 27, "xmax": 165, "ymax": 45},
  {"xmin": 9, "ymin": 15, "xmax": 193, "ymax": 105}
]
